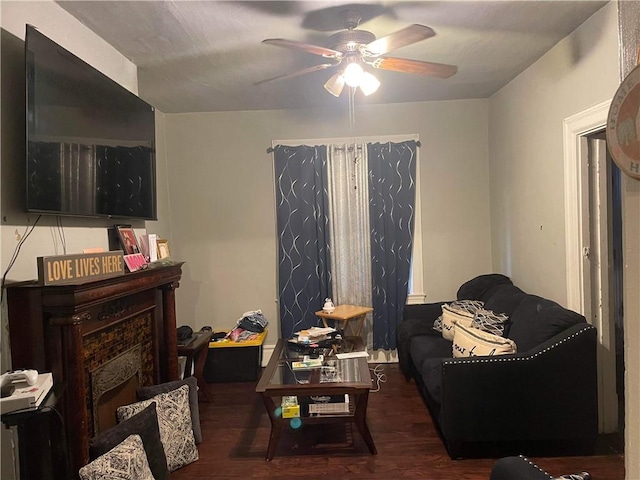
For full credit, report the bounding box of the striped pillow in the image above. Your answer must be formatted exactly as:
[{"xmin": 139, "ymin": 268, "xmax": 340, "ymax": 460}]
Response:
[
  {"xmin": 471, "ymin": 308, "xmax": 510, "ymax": 337},
  {"xmin": 452, "ymin": 323, "xmax": 517, "ymax": 358},
  {"xmin": 440, "ymin": 300, "xmax": 485, "ymax": 340}
]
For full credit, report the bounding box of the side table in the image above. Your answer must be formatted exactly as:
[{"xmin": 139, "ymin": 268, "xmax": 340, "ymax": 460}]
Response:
[
  {"xmin": 315, "ymin": 304, "xmax": 373, "ymax": 337},
  {"xmin": 178, "ymin": 331, "xmax": 214, "ymax": 402},
  {"xmin": 1, "ymin": 384, "xmax": 71, "ymax": 480}
]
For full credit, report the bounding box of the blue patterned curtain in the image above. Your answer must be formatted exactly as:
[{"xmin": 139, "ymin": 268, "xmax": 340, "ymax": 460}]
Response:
[
  {"xmin": 368, "ymin": 141, "xmax": 417, "ymax": 350},
  {"xmin": 274, "ymin": 145, "xmax": 332, "ymax": 339}
]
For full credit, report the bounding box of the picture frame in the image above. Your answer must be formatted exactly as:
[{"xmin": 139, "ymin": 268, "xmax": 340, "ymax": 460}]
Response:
[
  {"xmin": 116, "ymin": 225, "xmax": 141, "ymax": 255},
  {"xmin": 157, "ymin": 239, "xmax": 171, "ymax": 259}
]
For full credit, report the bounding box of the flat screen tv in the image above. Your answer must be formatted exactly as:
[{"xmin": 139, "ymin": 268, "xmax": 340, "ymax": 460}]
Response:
[{"xmin": 25, "ymin": 25, "xmax": 157, "ymax": 220}]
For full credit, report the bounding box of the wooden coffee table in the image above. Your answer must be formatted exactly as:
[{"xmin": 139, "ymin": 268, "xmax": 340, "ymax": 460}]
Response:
[{"xmin": 255, "ymin": 337, "xmax": 377, "ymax": 461}]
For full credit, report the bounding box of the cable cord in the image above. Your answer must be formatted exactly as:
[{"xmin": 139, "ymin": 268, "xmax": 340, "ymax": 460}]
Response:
[
  {"xmin": 56, "ymin": 216, "xmax": 67, "ymax": 254},
  {"xmin": 1, "ymin": 215, "xmax": 42, "ymax": 302},
  {"xmin": 369, "ymin": 364, "xmax": 386, "ymax": 392}
]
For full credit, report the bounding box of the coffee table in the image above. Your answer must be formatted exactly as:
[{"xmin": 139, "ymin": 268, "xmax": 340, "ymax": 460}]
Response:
[{"xmin": 255, "ymin": 336, "xmax": 377, "ymax": 461}]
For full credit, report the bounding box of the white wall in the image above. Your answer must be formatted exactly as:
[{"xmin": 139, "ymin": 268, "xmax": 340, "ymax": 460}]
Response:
[
  {"xmin": 164, "ymin": 99, "xmax": 492, "ymax": 346},
  {"xmin": 489, "ymin": 2, "xmax": 619, "ymax": 303},
  {"xmin": 489, "ymin": 2, "xmax": 639, "ymax": 476}
]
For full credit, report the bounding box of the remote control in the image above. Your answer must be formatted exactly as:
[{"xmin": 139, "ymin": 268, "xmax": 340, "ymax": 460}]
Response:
[{"xmin": 0, "ymin": 369, "xmax": 39, "ymax": 386}]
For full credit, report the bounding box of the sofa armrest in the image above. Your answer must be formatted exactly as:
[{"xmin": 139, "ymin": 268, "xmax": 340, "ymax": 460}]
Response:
[
  {"xmin": 403, "ymin": 302, "xmax": 449, "ymax": 324},
  {"xmin": 397, "ymin": 302, "xmax": 449, "ymax": 378},
  {"xmin": 439, "ymin": 323, "xmax": 597, "ymax": 446}
]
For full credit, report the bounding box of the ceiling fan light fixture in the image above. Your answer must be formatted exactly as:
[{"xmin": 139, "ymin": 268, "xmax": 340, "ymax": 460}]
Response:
[
  {"xmin": 359, "ymin": 71, "xmax": 380, "ymax": 96},
  {"xmin": 324, "ymin": 72, "xmax": 345, "ymax": 97},
  {"xmin": 343, "ymin": 62, "xmax": 364, "ymax": 87}
]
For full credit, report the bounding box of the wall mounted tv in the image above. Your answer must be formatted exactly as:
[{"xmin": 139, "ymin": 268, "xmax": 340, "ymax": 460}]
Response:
[{"xmin": 25, "ymin": 25, "xmax": 157, "ymax": 220}]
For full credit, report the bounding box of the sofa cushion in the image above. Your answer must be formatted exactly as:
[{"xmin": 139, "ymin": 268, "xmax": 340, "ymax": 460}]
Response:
[
  {"xmin": 137, "ymin": 376, "xmax": 202, "ymax": 444},
  {"xmin": 507, "ymin": 295, "xmax": 587, "ymax": 352},
  {"xmin": 452, "ymin": 323, "xmax": 517, "ymax": 358},
  {"xmin": 409, "ymin": 334, "xmax": 453, "ymax": 372},
  {"xmin": 471, "ymin": 308, "xmax": 510, "ymax": 337},
  {"xmin": 80, "ymin": 434, "xmax": 154, "ymax": 480},
  {"xmin": 441, "ymin": 300, "xmax": 484, "ymax": 340},
  {"xmin": 89, "ymin": 403, "xmax": 168, "ymax": 480},
  {"xmin": 456, "ymin": 274, "xmax": 513, "ymax": 301}
]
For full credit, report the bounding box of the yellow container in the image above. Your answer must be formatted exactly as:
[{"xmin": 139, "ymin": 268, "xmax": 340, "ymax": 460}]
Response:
[
  {"xmin": 282, "ymin": 405, "xmax": 300, "ymax": 418},
  {"xmin": 204, "ymin": 330, "xmax": 267, "ymax": 383},
  {"xmin": 208, "ymin": 329, "xmax": 267, "ymax": 348}
]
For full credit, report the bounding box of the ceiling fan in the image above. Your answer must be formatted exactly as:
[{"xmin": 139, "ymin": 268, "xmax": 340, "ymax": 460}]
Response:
[{"xmin": 257, "ymin": 10, "xmax": 458, "ymax": 97}]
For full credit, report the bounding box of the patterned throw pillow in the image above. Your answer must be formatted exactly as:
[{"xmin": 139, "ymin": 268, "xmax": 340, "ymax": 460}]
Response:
[
  {"xmin": 79, "ymin": 434, "xmax": 154, "ymax": 480},
  {"xmin": 554, "ymin": 474, "xmax": 591, "ymax": 480},
  {"xmin": 471, "ymin": 308, "xmax": 510, "ymax": 337},
  {"xmin": 90, "ymin": 403, "xmax": 168, "ymax": 480},
  {"xmin": 137, "ymin": 376, "xmax": 202, "ymax": 444},
  {"xmin": 117, "ymin": 385, "xmax": 199, "ymax": 472},
  {"xmin": 452, "ymin": 323, "xmax": 517, "ymax": 358},
  {"xmin": 441, "ymin": 300, "xmax": 485, "ymax": 340}
]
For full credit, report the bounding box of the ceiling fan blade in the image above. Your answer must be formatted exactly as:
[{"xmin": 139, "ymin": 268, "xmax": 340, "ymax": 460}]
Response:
[
  {"xmin": 363, "ymin": 24, "xmax": 435, "ymax": 56},
  {"xmin": 254, "ymin": 63, "xmax": 335, "ymax": 85},
  {"xmin": 262, "ymin": 38, "xmax": 342, "ymax": 59},
  {"xmin": 370, "ymin": 57, "xmax": 457, "ymax": 78}
]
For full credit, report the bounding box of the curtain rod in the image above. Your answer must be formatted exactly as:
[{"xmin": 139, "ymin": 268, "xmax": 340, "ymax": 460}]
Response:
[{"xmin": 267, "ymin": 139, "xmax": 421, "ymax": 154}]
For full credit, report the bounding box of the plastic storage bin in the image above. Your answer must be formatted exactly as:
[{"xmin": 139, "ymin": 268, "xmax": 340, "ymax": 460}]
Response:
[{"xmin": 204, "ymin": 330, "xmax": 267, "ymax": 383}]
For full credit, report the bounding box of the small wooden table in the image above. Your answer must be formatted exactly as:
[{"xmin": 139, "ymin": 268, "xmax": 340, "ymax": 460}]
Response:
[
  {"xmin": 178, "ymin": 331, "xmax": 213, "ymax": 402},
  {"xmin": 315, "ymin": 305, "xmax": 373, "ymax": 337}
]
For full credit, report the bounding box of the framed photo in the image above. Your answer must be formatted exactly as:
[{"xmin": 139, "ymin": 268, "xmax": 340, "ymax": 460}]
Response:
[
  {"xmin": 116, "ymin": 225, "xmax": 141, "ymax": 255},
  {"xmin": 157, "ymin": 239, "xmax": 171, "ymax": 259}
]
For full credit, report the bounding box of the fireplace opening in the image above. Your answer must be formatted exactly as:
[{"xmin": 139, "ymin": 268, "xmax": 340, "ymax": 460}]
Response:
[{"xmin": 91, "ymin": 345, "xmax": 142, "ymax": 435}]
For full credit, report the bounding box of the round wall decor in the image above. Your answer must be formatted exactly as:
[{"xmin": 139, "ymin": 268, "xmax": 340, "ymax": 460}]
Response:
[{"xmin": 607, "ymin": 63, "xmax": 640, "ymax": 180}]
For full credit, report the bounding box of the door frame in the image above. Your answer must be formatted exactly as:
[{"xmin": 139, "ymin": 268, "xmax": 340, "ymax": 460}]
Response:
[{"xmin": 563, "ymin": 99, "xmax": 618, "ymax": 433}]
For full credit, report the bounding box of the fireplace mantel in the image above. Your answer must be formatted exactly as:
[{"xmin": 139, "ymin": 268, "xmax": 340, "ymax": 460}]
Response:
[{"xmin": 6, "ymin": 261, "xmax": 183, "ymax": 475}]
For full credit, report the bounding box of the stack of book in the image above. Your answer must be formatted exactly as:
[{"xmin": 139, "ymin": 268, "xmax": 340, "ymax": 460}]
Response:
[{"xmin": 290, "ymin": 326, "xmax": 336, "ymax": 345}]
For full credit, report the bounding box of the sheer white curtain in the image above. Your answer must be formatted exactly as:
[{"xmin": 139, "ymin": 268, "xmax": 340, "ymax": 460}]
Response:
[{"xmin": 327, "ymin": 143, "xmax": 373, "ymax": 348}]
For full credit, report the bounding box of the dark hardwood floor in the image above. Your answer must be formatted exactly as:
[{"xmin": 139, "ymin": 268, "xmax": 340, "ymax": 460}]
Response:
[{"xmin": 171, "ymin": 364, "xmax": 625, "ymax": 479}]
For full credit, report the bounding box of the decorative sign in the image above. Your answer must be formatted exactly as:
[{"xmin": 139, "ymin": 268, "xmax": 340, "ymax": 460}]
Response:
[
  {"xmin": 607, "ymin": 63, "xmax": 640, "ymax": 180},
  {"xmin": 37, "ymin": 251, "xmax": 125, "ymax": 286}
]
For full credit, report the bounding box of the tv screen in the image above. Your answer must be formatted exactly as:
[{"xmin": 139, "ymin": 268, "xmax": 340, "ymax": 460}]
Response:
[{"xmin": 25, "ymin": 25, "xmax": 157, "ymax": 220}]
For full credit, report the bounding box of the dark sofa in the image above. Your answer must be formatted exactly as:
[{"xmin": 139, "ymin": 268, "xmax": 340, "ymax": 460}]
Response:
[{"xmin": 397, "ymin": 274, "xmax": 598, "ymax": 459}]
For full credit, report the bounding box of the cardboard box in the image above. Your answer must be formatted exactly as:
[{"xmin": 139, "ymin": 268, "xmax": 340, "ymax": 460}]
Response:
[{"xmin": 204, "ymin": 330, "xmax": 267, "ymax": 383}]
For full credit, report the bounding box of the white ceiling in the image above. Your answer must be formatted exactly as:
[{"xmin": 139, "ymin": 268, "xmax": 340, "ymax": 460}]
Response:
[{"xmin": 56, "ymin": 1, "xmax": 608, "ymax": 113}]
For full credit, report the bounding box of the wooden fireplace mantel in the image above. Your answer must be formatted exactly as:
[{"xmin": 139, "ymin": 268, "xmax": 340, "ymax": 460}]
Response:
[{"xmin": 6, "ymin": 261, "xmax": 184, "ymax": 475}]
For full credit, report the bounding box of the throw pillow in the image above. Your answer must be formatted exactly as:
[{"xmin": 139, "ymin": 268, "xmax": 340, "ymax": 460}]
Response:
[
  {"xmin": 554, "ymin": 474, "xmax": 591, "ymax": 480},
  {"xmin": 118, "ymin": 385, "xmax": 199, "ymax": 472},
  {"xmin": 452, "ymin": 323, "xmax": 517, "ymax": 358},
  {"xmin": 89, "ymin": 403, "xmax": 169, "ymax": 480},
  {"xmin": 79, "ymin": 434, "xmax": 154, "ymax": 480},
  {"xmin": 441, "ymin": 300, "xmax": 485, "ymax": 341},
  {"xmin": 471, "ymin": 308, "xmax": 510, "ymax": 337},
  {"xmin": 137, "ymin": 376, "xmax": 202, "ymax": 444}
]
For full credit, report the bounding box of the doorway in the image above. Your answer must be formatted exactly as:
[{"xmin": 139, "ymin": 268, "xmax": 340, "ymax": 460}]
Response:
[
  {"xmin": 584, "ymin": 132, "xmax": 625, "ymax": 451},
  {"xmin": 563, "ymin": 100, "xmax": 625, "ymax": 453}
]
